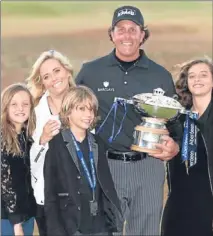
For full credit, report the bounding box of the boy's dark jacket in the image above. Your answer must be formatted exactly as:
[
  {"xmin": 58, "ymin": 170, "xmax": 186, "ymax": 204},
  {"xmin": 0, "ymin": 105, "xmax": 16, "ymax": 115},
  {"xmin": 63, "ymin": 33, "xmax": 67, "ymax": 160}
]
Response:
[{"xmin": 44, "ymin": 129, "xmax": 124, "ymax": 236}]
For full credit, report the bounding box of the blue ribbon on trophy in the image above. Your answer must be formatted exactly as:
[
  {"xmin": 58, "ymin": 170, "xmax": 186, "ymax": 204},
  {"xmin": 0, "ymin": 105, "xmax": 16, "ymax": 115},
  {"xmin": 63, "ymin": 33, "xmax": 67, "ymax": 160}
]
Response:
[
  {"xmin": 96, "ymin": 98, "xmax": 127, "ymax": 143},
  {"xmin": 97, "ymin": 89, "xmax": 199, "ymax": 156},
  {"xmin": 181, "ymin": 111, "xmax": 198, "ymax": 174}
]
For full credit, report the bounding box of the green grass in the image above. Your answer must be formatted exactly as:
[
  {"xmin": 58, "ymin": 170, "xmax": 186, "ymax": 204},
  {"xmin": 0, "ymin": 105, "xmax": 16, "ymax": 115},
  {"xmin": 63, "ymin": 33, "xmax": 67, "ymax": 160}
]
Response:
[{"xmin": 1, "ymin": 1, "xmax": 212, "ymax": 19}]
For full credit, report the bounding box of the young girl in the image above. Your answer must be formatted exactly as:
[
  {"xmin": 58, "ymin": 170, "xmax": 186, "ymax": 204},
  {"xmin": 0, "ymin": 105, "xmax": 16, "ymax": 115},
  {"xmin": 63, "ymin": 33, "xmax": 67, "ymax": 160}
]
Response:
[
  {"xmin": 44, "ymin": 85, "xmax": 123, "ymax": 235},
  {"xmin": 162, "ymin": 57, "xmax": 213, "ymax": 236},
  {"xmin": 1, "ymin": 83, "xmax": 36, "ymax": 236}
]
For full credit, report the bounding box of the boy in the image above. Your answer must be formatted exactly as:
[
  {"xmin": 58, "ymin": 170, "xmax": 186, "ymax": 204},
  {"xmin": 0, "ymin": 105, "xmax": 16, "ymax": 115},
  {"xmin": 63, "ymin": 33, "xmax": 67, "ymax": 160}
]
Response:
[{"xmin": 44, "ymin": 85, "xmax": 123, "ymax": 236}]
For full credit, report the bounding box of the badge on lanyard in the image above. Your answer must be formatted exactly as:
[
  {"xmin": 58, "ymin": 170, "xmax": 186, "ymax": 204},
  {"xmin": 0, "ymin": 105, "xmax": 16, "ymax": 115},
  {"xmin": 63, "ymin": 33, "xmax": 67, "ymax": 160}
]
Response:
[
  {"xmin": 90, "ymin": 200, "xmax": 98, "ymax": 216},
  {"xmin": 71, "ymin": 132, "xmax": 98, "ymax": 216}
]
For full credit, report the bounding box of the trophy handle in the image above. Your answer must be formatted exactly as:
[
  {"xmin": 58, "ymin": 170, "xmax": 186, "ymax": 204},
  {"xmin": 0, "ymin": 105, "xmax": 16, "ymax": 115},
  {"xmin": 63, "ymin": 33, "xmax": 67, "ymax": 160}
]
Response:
[
  {"xmin": 179, "ymin": 108, "xmax": 188, "ymax": 114},
  {"xmin": 132, "ymin": 97, "xmax": 146, "ymax": 103},
  {"xmin": 114, "ymin": 97, "xmax": 134, "ymax": 104}
]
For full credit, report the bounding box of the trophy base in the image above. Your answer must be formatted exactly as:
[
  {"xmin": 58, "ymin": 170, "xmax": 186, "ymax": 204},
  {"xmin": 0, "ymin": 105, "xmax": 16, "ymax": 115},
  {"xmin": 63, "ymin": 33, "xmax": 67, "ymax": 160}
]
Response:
[
  {"xmin": 131, "ymin": 144, "xmax": 162, "ymax": 154},
  {"xmin": 131, "ymin": 122, "xmax": 169, "ymax": 154}
]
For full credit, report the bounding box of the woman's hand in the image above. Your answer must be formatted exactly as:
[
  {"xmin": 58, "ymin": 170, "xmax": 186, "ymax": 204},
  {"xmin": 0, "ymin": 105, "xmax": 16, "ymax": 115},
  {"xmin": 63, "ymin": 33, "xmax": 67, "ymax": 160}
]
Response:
[
  {"xmin": 14, "ymin": 223, "xmax": 24, "ymax": 236},
  {"xmin": 40, "ymin": 120, "xmax": 61, "ymax": 145}
]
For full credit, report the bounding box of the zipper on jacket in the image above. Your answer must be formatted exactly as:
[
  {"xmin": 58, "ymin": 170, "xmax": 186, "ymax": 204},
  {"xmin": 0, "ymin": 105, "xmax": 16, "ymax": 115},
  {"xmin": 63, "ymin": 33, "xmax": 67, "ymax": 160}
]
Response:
[
  {"xmin": 22, "ymin": 133, "xmax": 30, "ymax": 195},
  {"xmin": 166, "ymin": 162, "xmax": 172, "ymax": 195},
  {"xmin": 201, "ymin": 133, "xmax": 213, "ymax": 196}
]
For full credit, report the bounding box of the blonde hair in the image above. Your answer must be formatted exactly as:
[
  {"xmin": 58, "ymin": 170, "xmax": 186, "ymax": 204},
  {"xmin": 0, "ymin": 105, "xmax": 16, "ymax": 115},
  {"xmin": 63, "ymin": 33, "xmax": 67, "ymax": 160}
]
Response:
[
  {"xmin": 1, "ymin": 83, "xmax": 36, "ymax": 155},
  {"xmin": 26, "ymin": 50, "xmax": 75, "ymax": 105},
  {"xmin": 60, "ymin": 85, "xmax": 99, "ymax": 129}
]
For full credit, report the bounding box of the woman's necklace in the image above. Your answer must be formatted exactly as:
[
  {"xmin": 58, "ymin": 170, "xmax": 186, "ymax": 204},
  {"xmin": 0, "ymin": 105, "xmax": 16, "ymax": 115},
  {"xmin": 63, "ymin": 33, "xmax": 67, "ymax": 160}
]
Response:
[{"xmin": 48, "ymin": 96, "xmax": 60, "ymax": 115}]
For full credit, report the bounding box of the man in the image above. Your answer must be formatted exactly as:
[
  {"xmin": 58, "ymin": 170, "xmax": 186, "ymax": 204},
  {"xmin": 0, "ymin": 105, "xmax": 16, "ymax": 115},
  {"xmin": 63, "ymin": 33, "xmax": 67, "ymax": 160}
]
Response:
[{"xmin": 76, "ymin": 5, "xmax": 180, "ymax": 235}]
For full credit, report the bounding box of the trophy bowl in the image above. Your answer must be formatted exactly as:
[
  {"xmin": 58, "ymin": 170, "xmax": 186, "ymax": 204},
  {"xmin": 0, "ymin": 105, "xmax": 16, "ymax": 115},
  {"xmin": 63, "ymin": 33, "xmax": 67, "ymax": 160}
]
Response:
[{"xmin": 130, "ymin": 88, "xmax": 183, "ymax": 154}]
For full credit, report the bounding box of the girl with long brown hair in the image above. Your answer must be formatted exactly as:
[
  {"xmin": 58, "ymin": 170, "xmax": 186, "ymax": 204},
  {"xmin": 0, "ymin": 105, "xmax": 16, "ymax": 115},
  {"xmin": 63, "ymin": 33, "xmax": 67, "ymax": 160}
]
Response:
[
  {"xmin": 162, "ymin": 57, "xmax": 213, "ymax": 236},
  {"xmin": 1, "ymin": 83, "xmax": 36, "ymax": 236}
]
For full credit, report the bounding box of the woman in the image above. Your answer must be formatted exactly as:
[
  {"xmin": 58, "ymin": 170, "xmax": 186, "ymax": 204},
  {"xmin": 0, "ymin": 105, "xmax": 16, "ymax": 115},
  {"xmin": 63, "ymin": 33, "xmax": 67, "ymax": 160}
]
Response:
[
  {"xmin": 162, "ymin": 57, "xmax": 213, "ymax": 236},
  {"xmin": 26, "ymin": 50, "xmax": 76, "ymax": 236},
  {"xmin": 44, "ymin": 86, "xmax": 123, "ymax": 235},
  {"xmin": 1, "ymin": 83, "xmax": 36, "ymax": 236}
]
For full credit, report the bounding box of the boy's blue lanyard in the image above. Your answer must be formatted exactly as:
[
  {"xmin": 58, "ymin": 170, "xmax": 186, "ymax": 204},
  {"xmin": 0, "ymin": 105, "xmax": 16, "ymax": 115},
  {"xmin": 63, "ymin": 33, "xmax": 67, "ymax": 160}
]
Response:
[{"xmin": 70, "ymin": 132, "xmax": 96, "ymax": 200}]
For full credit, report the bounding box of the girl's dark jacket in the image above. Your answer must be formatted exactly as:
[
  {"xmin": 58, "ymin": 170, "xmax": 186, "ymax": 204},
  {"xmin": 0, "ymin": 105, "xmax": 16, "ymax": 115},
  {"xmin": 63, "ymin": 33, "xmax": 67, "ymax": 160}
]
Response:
[
  {"xmin": 44, "ymin": 129, "xmax": 124, "ymax": 236},
  {"xmin": 166, "ymin": 98, "xmax": 213, "ymax": 197},
  {"xmin": 1, "ymin": 131, "xmax": 36, "ymax": 224},
  {"xmin": 162, "ymin": 98, "xmax": 213, "ymax": 233}
]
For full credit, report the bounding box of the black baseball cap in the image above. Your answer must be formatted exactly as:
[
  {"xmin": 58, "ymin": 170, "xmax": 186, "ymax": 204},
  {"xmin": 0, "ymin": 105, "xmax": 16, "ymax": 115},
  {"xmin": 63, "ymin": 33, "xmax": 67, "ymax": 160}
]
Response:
[{"xmin": 112, "ymin": 6, "xmax": 144, "ymax": 28}]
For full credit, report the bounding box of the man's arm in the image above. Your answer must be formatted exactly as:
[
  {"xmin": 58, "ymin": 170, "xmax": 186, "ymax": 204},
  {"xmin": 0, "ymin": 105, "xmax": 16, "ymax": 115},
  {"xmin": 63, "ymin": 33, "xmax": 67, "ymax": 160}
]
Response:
[{"xmin": 151, "ymin": 115, "xmax": 183, "ymax": 161}]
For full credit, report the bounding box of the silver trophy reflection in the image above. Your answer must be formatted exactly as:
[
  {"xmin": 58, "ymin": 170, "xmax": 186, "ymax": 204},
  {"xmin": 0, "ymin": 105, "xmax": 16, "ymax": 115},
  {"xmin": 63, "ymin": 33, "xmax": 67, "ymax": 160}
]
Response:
[{"xmin": 114, "ymin": 88, "xmax": 185, "ymax": 154}]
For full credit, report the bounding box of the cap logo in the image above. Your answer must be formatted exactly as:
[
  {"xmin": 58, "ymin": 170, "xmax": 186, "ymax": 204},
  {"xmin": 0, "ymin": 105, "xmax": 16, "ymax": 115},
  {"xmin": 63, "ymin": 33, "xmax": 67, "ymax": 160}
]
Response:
[{"xmin": 117, "ymin": 8, "xmax": 136, "ymax": 17}]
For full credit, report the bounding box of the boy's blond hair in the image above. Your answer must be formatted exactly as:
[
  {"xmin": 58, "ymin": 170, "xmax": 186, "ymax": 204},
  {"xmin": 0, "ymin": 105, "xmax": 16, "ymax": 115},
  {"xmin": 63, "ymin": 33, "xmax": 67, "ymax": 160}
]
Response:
[{"xmin": 60, "ymin": 85, "xmax": 99, "ymax": 129}]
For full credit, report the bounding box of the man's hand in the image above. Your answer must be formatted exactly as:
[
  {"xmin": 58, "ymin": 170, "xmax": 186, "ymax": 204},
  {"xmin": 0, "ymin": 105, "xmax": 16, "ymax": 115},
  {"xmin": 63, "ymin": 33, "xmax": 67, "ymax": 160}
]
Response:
[{"xmin": 150, "ymin": 135, "xmax": 180, "ymax": 161}]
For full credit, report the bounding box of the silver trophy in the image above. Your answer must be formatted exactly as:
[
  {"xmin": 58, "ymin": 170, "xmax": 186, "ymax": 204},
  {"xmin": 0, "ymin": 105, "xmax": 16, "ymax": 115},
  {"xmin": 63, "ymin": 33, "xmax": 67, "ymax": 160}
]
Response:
[{"xmin": 114, "ymin": 88, "xmax": 185, "ymax": 154}]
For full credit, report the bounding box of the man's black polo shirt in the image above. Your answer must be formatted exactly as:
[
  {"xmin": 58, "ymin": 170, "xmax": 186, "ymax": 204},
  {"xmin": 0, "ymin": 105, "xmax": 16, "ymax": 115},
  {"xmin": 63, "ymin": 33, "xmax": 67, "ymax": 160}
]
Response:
[{"xmin": 76, "ymin": 50, "xmax": 176, "ymax": 152}]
